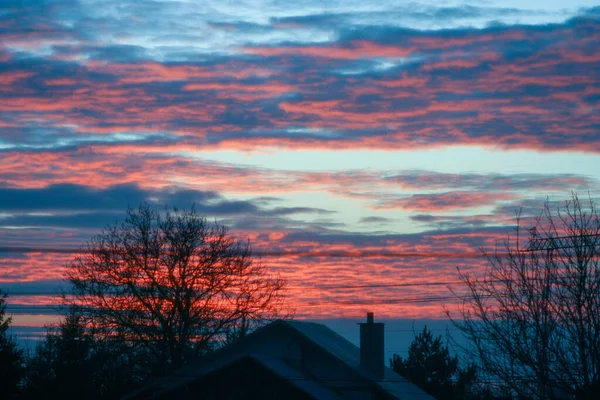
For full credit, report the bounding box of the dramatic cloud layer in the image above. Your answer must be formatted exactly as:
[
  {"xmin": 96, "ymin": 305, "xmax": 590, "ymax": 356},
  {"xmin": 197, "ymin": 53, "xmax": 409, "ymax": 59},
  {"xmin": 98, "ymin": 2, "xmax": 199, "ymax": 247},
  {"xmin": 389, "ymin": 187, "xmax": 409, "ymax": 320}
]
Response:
[{"xmin": 1, "ymin": 0, "xmax": 599, "ymax": 323}]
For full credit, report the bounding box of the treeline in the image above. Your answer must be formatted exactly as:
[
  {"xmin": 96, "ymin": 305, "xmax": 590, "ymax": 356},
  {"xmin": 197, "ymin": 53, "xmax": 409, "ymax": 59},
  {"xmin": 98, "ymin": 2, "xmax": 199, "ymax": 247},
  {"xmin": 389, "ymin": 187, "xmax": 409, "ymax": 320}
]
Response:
[
  {"xmin": 1, "ymin": 297, "xmax": 143, "ymax": 399},
  {"xmin": 2, "ymin": 194, "xmax": 600, "ymax": 400},
  {"xmin": 0, "ymin": 292, "xmax": 483, "ymax": 400}
]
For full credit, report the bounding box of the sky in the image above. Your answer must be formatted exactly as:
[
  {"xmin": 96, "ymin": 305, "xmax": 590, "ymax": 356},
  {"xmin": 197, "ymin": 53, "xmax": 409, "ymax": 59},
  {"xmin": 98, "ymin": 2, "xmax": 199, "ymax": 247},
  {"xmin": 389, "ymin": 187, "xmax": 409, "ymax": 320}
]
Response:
[{"xmin": 1, "ymin": 0, "xmax": 600, "ymax": 340}]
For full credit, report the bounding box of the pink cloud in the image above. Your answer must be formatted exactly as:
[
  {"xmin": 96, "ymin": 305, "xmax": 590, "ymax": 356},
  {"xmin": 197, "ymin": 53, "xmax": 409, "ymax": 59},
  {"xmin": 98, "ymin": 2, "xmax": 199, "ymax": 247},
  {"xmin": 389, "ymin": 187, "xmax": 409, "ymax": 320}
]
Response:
[
  {"xmin": 0, "ymin": 228, "xmax": 505, "ymax": 319},
  {"xmin": 375, "ymin": 192, "xmax": 517, "ymax": 212},
  {"xmin": 244, "ymin": 40, "xmax": 413, "ymax": 60}
]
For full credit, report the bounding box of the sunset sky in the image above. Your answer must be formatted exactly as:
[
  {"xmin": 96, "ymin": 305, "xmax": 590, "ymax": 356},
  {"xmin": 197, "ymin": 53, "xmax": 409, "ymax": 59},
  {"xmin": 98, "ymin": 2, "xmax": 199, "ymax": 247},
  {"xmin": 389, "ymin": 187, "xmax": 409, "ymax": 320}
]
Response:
[{"xmin": 1, "ymin": 0, "xmax": 599, "ymax": 338}]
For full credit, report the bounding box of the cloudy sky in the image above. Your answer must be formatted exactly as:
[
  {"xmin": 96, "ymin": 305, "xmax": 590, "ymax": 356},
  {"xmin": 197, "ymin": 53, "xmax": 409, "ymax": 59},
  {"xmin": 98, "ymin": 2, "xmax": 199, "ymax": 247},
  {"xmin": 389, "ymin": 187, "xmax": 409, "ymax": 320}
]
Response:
[{"xmin": 1, "ymin": 0, "xmax": 599, "ymax": 327}]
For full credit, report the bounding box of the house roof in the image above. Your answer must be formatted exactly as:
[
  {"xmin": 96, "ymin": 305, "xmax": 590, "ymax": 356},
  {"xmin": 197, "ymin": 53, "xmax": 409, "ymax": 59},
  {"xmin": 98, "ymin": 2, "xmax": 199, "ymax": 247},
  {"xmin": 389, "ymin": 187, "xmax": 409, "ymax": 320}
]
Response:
[
  {"xmin": 245, "ymin": 354, "xmax": 344, "ymax": 400},
  {"xmin": 161, "ymin": 351, "xmax": 343, "ymax": 400},
  {"xmin": 125, "ymin": 319, "xmax": 434, "ymax": 400},
  {"xmin": 281, "ymin": 320, "xmax": 434, "ymax": 400}
]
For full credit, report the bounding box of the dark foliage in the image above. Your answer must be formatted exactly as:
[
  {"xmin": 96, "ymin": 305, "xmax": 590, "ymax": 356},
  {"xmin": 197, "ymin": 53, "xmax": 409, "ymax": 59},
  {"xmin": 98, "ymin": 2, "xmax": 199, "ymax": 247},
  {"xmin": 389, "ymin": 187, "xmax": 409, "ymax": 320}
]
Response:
[
  {"xmin": 0, "ymin": 289, "xmax": 25, "ymax": 400},
  {"xmin": 390, "ymin": 326, "xmax": 477, "ymax": 400},
  {"xmin": 22, "ymin": 312, "xmax": 139, "ymax": 400}
]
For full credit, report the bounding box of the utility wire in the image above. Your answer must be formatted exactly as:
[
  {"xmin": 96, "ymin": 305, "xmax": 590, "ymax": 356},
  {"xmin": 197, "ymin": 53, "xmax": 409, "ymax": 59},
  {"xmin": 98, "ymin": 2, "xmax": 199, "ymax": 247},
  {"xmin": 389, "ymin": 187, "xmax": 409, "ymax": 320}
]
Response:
[
  {"xmin": 0, "ymin": 245, "xmax": 490, "ymax": 258},
  {"xmin": 0, "ymin": 280, "xmax": 483, "ymax": 297},
  {"xmin": 4, "ymin": 274, "xmax": 592, "ymax": 296},
  {"xmin": 2, "ymin": 233, "xmax": 598, "ymax": 257},
  {"xmin": 3, "ymin": 293, "xmax": 488, "ymax": 315}
]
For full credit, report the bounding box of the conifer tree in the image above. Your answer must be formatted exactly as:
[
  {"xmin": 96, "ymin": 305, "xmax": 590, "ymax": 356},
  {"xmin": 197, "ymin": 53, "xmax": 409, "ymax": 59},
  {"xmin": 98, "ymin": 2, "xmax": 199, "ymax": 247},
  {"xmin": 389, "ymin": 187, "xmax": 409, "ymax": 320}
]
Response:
[
  {"xmin": 390, "ymin": 326, "xmax": 477, "ymax": 400},
  {"xmin": 0, "ymin": 289, "xmax": 24, "ymax": 400}
]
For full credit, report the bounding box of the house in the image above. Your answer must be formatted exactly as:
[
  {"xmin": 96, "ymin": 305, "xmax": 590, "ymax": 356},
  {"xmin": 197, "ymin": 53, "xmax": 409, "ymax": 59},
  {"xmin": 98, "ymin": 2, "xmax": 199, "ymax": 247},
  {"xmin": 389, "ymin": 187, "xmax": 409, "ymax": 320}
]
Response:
[{"xmin": 125, "ymin": 313, "xmax": 435, "ymax": 400}]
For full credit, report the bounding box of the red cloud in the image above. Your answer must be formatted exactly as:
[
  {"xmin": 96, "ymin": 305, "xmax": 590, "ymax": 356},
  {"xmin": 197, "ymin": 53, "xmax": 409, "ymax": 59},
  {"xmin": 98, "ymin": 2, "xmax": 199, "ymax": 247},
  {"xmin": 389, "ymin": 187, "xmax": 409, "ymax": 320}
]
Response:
[
  {"xmin": 0, "ymin": 71, "xmax": 35, "ymax": 85},
  {"xmin": 0, "ymin": 252, "xmax": 71, "ymax": 282},
  {"xmin": 0, "ymin": 228, "xmax": 505, "ymax": 319},
  {"xmin": 375, "ymin": 191, "xmax": 517, "ymax": 212},
  {"xmin": 1, "ymin": 24, "xmax": 598, "ymax": 153},
  {"xmin": 245, "ymin": 40, "xmax": 413, "ymax": 59}
]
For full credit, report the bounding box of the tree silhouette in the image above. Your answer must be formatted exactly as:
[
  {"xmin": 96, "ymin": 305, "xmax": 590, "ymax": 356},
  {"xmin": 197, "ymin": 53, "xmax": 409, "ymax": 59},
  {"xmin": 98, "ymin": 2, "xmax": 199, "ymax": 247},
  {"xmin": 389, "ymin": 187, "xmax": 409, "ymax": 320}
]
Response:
[
  {"xmin": 390, "ymin": 326, "xmax": 477, "ymax": 399},
  {"xmin": 23, "ymin": 311, "xmax": 138, "ymax": 400},
  {"xmin": 62, "ymin": 203, "xmax": 287, "ymax": 376},
  {"xmin": 450, "ymin": 193, "xmax": 600, "ymax": 399},
  {"xmin": 0, "ymin": 289, "xmax": 24, "ymax": 400}
]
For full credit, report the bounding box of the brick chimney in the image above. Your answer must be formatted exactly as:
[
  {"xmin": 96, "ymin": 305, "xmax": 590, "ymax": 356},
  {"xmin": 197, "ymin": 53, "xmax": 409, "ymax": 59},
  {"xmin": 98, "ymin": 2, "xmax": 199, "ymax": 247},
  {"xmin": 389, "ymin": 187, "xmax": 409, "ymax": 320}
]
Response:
[{"xmin": 359, "ymin": 312, "xmax": 385, "ymax": 379}]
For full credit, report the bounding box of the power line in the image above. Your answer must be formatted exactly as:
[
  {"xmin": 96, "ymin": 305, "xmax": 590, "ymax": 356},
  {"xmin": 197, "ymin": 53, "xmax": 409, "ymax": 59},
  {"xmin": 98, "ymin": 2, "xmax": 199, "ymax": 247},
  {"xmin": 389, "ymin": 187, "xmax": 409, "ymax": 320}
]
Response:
[
  {"xmin": 1, "ymin": 280, "xmax": 468, "ymax": 296},
  {"xmin": 299, "ymin": 295, "xmax": 465, "ymax": 308},
  {"xmin": 2, "ymin": 232, "xmax": 599, "ymax": 253},
  {"xmin": 3, "ymin": 238, "xmax": 597, "ymax": 258},
  {"xmin": 3, "ymin": 293, "xmax": 482, "ymax": 315},
  {"xmin": 287, "ymin": 280, "xmax": 463, "ymax": 290},
  {"xmin": 0, "ymin": 245, "xmax": 491, "ymax": 258},
  {"xmin": 526, "ymin": 233, "xmax": 600, "ymax": 251},
  {"xmin": 0, "ymin": 246, "xmax": 551, "ymax": 261},
  {"xmin": 5, "ymin": 273, "xmax": 589, "ymax": 296}
]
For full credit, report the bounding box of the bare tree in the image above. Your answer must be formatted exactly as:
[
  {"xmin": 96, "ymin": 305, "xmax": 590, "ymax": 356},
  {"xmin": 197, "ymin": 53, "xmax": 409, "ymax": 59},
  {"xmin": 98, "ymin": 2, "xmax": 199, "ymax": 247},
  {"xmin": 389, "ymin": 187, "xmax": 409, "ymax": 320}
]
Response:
[
  {"xmin": 63, "ymin": 204, "xmax": 287, "ymax": 375},
  {"xmin": 449, "ymin": 193, "xmax": 600, "ymax": 399}
]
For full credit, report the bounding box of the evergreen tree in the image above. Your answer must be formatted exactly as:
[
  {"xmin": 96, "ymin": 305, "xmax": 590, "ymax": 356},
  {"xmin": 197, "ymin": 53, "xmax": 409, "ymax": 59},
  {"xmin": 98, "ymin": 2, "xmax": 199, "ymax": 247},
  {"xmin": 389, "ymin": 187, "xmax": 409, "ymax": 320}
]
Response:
[
  {"xmin": 0, "ymin": 289, "xmax": 25, "ymax": 400},
  {"xmin": 23, "ymin": 312, "xmax": 138, "ymax": 400},
  {"xmin": 24, "ymin": 312, "xmax": 95, "ymax": 399},
  {"xmin": 390, "ymin": 326, "xmax": 477, "ymax": 400}
]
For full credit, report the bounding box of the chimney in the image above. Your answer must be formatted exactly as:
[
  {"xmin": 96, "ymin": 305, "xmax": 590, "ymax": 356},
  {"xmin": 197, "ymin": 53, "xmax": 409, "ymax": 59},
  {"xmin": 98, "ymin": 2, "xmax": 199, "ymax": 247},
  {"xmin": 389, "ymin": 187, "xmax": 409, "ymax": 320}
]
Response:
[{"xmin": 359, "ymin": 312, "xmax": 385, "ymax": 379}]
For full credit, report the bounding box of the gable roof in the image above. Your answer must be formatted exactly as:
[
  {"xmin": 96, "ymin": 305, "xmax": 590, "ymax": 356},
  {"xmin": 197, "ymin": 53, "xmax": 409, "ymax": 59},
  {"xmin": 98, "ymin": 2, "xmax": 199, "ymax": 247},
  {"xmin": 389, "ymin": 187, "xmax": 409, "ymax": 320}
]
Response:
[
  {"xmin": 125, "ymin": 319, "xmax": 434, "ymax": 400},
  {"xmin": 280, "ymin": 320, "xmax": 434, "ymax": 400},
  {"xmin": 234, "ymin": 354, "xmax": 344, "ymax": 400}
]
